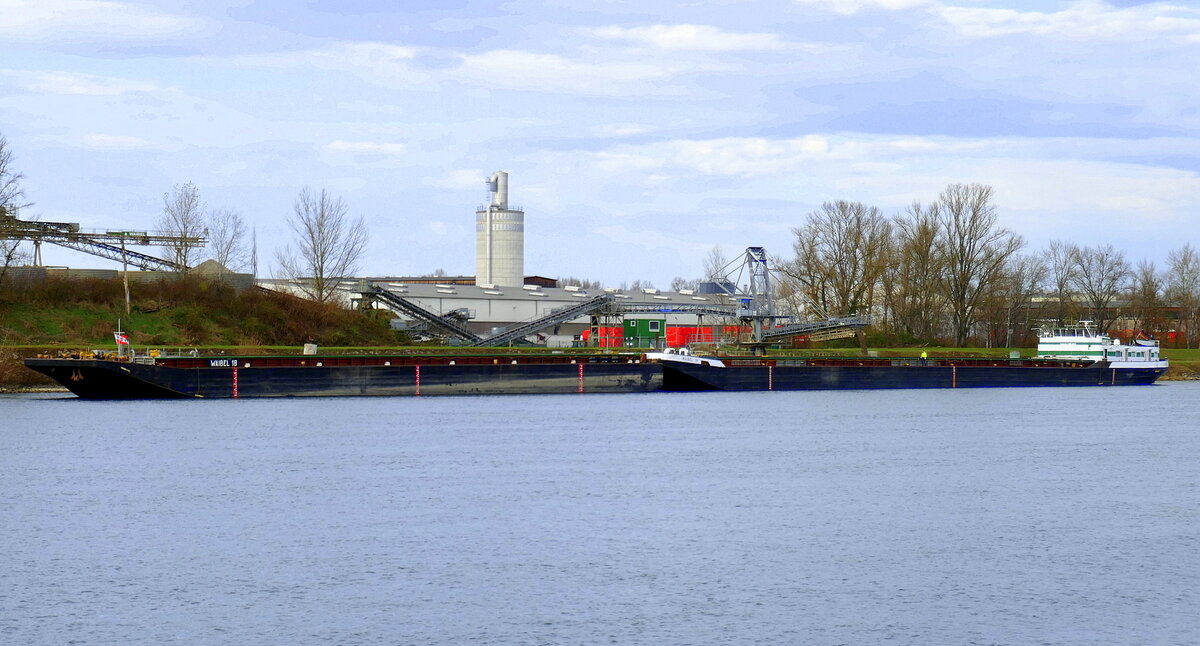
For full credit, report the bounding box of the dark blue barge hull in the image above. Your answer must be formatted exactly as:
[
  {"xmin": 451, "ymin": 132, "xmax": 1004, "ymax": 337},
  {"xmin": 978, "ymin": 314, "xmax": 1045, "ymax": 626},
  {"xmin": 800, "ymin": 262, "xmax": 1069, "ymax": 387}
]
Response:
[
  {"xmin": 23, "ymin": 357, "xmax": 663, "ymax": 398},
  {"xmin": 24, "ymin": 354, "xmax": 1167, "ymax": 399},
  {"xmin": 660, "ymin": 361, "xmax": 1166, "ymax": 391}
]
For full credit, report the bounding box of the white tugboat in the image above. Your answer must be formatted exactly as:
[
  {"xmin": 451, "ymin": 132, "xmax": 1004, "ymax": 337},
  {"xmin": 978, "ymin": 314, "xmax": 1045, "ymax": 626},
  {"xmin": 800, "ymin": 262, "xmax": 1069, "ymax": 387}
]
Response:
[{"xmin": 1036, "ymin": 321, "xmax": 1169, "ymax": 372}]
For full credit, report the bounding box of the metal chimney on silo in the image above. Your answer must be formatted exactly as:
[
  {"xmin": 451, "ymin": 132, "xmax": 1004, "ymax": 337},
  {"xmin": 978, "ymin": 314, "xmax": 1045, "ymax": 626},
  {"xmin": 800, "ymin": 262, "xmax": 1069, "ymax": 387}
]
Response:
[{"xmin": 475, "ymin": 171, "xmax": 525, "ymax": 287}]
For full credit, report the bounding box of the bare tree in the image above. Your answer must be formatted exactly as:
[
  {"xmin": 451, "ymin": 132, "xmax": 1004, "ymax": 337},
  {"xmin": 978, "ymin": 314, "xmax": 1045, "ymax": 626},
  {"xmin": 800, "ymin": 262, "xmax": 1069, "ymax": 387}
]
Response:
[
  {"xmin": 1, "ymin": 213, "xmax": 32, "ymax": 283},
  {"xmin": 996, "ymin": 253, "xmax": 1048, "ymax": 347},
  {"xmin": 251, "ymin": 228, "xmax": 259, "ymax": 276},
  {"xmin": 275, "ymin": 187, "xmax": 369, "ymax": 303},
  {"xmin": 1166, "ymin": 243, "xmax": 1200, "ymax": 348},
  {"xmin": 207, "ymin": 207, "xmax": 249, "ymax": 276},
  {"xmin": 786, "ymin": 200, "xmax": 891, "ymax": 317},
  {"xmin": 787, "ymin": 234, "xmax": 829, "ymax": 314},
  {"xmin": 559, "ymin": 276, "xmax": 602, "ymax": 290},
  {"xmin": 702, "ymin": 245, "xmax": 729, "ymax": 280},
  {"xmin": 1043, "ymin": 240, "xmax": 1079, "ymax": 323},
  {"xmin": 772, "ymin": 276, "xmax": 810, "ymax": 321},
  {"xmin": 881, "ymin": 202, "xmax": 945, "ymax": 341},
  {"xmin": 1070, "ymin": 243, "xmax": 1131, "ymax": 332},
  {"xmin": 935, "ymin": 183, "xmax": 1024, "ymax": 346},
  {"xmin": 1129, "ymin": 260, "xmax": 1167, "ymax": 339},
  {"xmin": 670, "ymin": 276, "xmax": 698, "ymax": 292},
  {"xmin": 0, "ymin": 134, "xmax": 28, "ymax": 209},
  {"xmin": 158, "ymin": 181, "xmax": 207, "ymax": 270},
  {"xmin": 1, "ymin": 133, "xmax": 33, "ymax": 283}
]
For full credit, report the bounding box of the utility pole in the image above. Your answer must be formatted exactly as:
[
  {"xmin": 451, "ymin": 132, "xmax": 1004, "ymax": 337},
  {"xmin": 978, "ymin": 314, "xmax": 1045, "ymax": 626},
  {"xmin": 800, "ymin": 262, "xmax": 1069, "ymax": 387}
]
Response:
[{"xmin": 121, "ymin": 238, "xmax": 131, "ymax": 315}]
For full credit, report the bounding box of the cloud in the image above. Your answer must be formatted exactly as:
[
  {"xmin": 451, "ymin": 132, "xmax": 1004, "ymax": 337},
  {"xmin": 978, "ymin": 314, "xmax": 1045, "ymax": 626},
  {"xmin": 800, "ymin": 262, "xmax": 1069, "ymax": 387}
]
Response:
[
  {"xmin": 576, "ymin": 132, "xmax": 1200, "ymax": 213},
  {"xmin": 594, "ymin": 151, "xmax": 664, "ymax": 173},
  {"xmin": 425, "ymin": 169, "xmax": 487, "ymax": 190},
  {"xmin": 228, "ymin": 42, "xmax": 416, "ymax": 69},
  {"xmin": 591, "ymin": 24, "xmax": 787, "ymax": 51},
  {"xmin": 227, "ymin": 41, "xmax": 689, "ymax": 95},
  {"xmin": 2, "ymin": 70, "xmax": 161, "ymax": 96},
  {"xmin": 793, "ymin": 0, "xmax": 932, "ymax": 15},
  {"xmin": 82, "ymin": 133, "xmax": 151, "ymax": 149},
  {"xmin": 301, "ymin": 42, "xmax": 417, "ymax": 67},
  {"xmin": 600, "ymin": 136, "xmax": 833, "ymax": 176},
  {"xmin": 223, "ymin": 42, "xmax": 425, "ymax": 85},
  {"xmin": 220, "ymin": 36, "xmax": 726, "ymax": 97},
  {"xmin": 938, "ymin": 1, "xmax": 1200, "ymax": 40},
  {"xmin": 599, "ymin": 133, "xmax": 1200, "ymax": 179},
  {"xmin": 593, "ymin": 124, "xmax": 652, "ymax": 138},
  {"xmin": 573, "ymin": 132, "xmax": 1200, "ymax": 257},
  {"xmin": 0, "ymin": 0, "xmax": 200, "ymax": 42},
  {"xmin": 325, "ymin": 176, "xmax": 368, "ymax": 192},
  {"xmin": 324, "ymin": 140, "xmax": 407, "ymax": 156},
  {"xmin": 452, "ymin": 49, "xmax": 698, "ymax": 95}
]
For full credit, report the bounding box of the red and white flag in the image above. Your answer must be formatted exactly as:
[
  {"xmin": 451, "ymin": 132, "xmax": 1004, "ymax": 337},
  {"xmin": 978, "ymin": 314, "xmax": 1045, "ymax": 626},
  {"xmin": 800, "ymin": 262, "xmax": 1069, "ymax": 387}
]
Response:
[{"xmin": 114, "ymin": 332, "xmax": 130, "ymax": 345}]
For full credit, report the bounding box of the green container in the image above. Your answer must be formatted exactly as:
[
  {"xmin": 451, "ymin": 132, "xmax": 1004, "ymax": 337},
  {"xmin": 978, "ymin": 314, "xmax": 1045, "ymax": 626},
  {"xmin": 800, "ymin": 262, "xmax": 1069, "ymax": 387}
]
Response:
[{"xmin": 623, "ymin": 318, "xmax": 665, "ymax": 346}]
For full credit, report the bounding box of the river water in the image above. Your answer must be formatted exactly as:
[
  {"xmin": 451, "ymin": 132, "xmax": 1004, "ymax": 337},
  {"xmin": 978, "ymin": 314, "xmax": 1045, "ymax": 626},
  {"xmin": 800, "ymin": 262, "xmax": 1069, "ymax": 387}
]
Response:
[{"xmin": 2, "ymin": 383, "xmax": 1199, "ymax": 645}]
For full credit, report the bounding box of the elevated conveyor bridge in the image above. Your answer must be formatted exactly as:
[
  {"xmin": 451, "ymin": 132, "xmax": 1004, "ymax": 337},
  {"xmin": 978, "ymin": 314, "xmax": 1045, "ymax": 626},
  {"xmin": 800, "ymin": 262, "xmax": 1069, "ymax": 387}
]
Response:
[
  {"xmin": 366, "ymin": 284, "xmax": 483, "ymax": 344},
  {"xmin": 762, "ymin": 316, "xmax": 870, "ymax": 340},
  {"xmin": 471, "ymin": 294, "xmax": 615, "ymax": 347},
  {"xmin": 39, "ymin": 237, "xmax": 190, "ymax": 271},
  {"xmin": 1, "ymin": 209, "xmax": 203, "ymax": 271},
  {"xmin": 616, "ymin": 302, "xmax": 738, "ymax": 318}
]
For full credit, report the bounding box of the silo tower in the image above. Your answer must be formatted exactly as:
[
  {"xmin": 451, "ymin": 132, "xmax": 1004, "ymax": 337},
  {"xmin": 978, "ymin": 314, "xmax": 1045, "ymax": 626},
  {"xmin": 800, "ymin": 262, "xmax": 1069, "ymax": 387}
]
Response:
[{"xmin": 475, "ymin": 171, "xmax": 525, "ymax": 287}]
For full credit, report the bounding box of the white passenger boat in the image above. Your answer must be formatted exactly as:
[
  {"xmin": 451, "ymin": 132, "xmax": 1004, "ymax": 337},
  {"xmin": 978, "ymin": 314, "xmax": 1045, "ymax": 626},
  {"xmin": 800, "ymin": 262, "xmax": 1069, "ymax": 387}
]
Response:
[{"xmin": 1036, "ymin": 321, "xmax": 1168, "ymax": 371}]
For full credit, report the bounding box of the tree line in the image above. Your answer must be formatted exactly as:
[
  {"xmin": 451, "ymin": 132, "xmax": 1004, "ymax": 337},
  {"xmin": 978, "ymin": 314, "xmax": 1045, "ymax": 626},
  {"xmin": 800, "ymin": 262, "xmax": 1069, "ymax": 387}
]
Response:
[
  {"xmin": 782, "ymin": 183, "xmax": 1200, "ymax": 348},
  {"xmin": 153, "ymin": 182, "xmax": 368, "ymax": 304}
]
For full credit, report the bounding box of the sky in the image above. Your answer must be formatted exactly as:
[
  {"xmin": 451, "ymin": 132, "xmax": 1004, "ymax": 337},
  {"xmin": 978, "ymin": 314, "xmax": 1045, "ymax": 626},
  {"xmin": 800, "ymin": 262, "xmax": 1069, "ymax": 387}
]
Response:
[{"xmin": 2, "ymin": 0, "xmax": 1198, "ymax": 286}]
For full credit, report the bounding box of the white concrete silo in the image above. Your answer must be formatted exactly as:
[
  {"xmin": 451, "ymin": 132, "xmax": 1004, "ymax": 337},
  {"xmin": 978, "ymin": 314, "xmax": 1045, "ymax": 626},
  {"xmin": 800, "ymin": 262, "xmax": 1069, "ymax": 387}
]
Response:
[{"xmin": 475, "ymin": 171, "xmax": 525, "ymax": 287}]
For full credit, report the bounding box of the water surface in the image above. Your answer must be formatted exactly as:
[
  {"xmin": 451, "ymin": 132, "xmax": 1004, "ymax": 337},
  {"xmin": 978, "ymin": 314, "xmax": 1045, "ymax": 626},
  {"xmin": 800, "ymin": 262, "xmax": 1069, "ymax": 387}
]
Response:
[{"xmin": 3, "ymin": 384, "xmax": 1199, "ymax": 644}]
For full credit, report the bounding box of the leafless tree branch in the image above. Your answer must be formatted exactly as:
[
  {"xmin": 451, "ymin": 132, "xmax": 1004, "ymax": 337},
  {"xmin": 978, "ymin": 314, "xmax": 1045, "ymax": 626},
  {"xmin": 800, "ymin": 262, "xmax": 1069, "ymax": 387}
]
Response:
[
  {"xmin": 207, "ymin": 206, "xmax": 249, "ymax": 275},
  {"xmin": 275, "ymin": 187, "xmax": 369, "ymax": 303},
  {"xmin": 157, "ymin": 181, "xmax": 207, "ymax": 270}
]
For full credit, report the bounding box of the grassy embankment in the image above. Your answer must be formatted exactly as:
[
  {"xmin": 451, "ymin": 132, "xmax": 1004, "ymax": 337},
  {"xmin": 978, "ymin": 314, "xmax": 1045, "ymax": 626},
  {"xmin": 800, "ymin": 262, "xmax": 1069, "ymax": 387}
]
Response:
[{"xmin": 0, "ymin": 276, "xmax": 405, "ymax": 389}]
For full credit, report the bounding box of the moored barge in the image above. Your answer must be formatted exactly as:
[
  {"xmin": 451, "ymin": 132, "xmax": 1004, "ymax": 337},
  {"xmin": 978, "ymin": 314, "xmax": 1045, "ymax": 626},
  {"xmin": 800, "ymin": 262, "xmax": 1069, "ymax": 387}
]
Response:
[
  {"xmin": 650, "ymin": 321, "xmax": 1167, "ymax": 391},
  {"xmin": 23, "ymin": 352, "xmax": 662, "ymax": 399},
  {"xmin": 650, "ymin": 353, "xmax": 1165, "ymax": 391},
  {"xmin": 24, "ymin": 323, "xmax": 1167, "ymax": 399}
]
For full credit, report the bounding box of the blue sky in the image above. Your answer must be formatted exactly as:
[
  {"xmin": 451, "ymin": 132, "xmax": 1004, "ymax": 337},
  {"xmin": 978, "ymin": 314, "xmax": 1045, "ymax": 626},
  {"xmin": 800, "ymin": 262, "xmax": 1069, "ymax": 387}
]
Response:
[{"xmin": 2, "ymin": 0, "xmax": 1198, "ymax": 285}]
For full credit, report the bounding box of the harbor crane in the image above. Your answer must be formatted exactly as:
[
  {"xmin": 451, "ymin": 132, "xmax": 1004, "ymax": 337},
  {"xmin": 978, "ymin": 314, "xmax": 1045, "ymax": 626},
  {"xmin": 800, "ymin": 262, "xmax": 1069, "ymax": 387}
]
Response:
[{"xmin": 704, "ymin": 246, "xmax": 869, "ymax": 353}]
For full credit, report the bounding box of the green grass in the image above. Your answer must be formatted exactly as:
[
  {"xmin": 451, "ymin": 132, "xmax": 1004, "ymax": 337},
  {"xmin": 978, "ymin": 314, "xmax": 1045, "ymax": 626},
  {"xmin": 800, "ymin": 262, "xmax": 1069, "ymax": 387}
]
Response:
[
  {"xmin": 0, "ymin": 275, "xmax": 405, "ymax": 348},
  {"xmin": 1162, "ymin": 348, "xmax": 1200, "ymax": 361}
]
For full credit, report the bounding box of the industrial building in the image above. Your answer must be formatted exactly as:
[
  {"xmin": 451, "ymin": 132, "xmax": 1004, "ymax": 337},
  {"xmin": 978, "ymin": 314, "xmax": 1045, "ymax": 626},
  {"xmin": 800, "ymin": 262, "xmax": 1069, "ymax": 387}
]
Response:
[
  {"xmin": 315, "ymin": 171, "xmax": 747, "ymax": 346},
  {"xmin": 258, "ymin": 173, "xmax": 865, "ymax": 348},
  {"xmin": 358, "ymin": 280, "xmax": 747, "ymax": 347}
]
